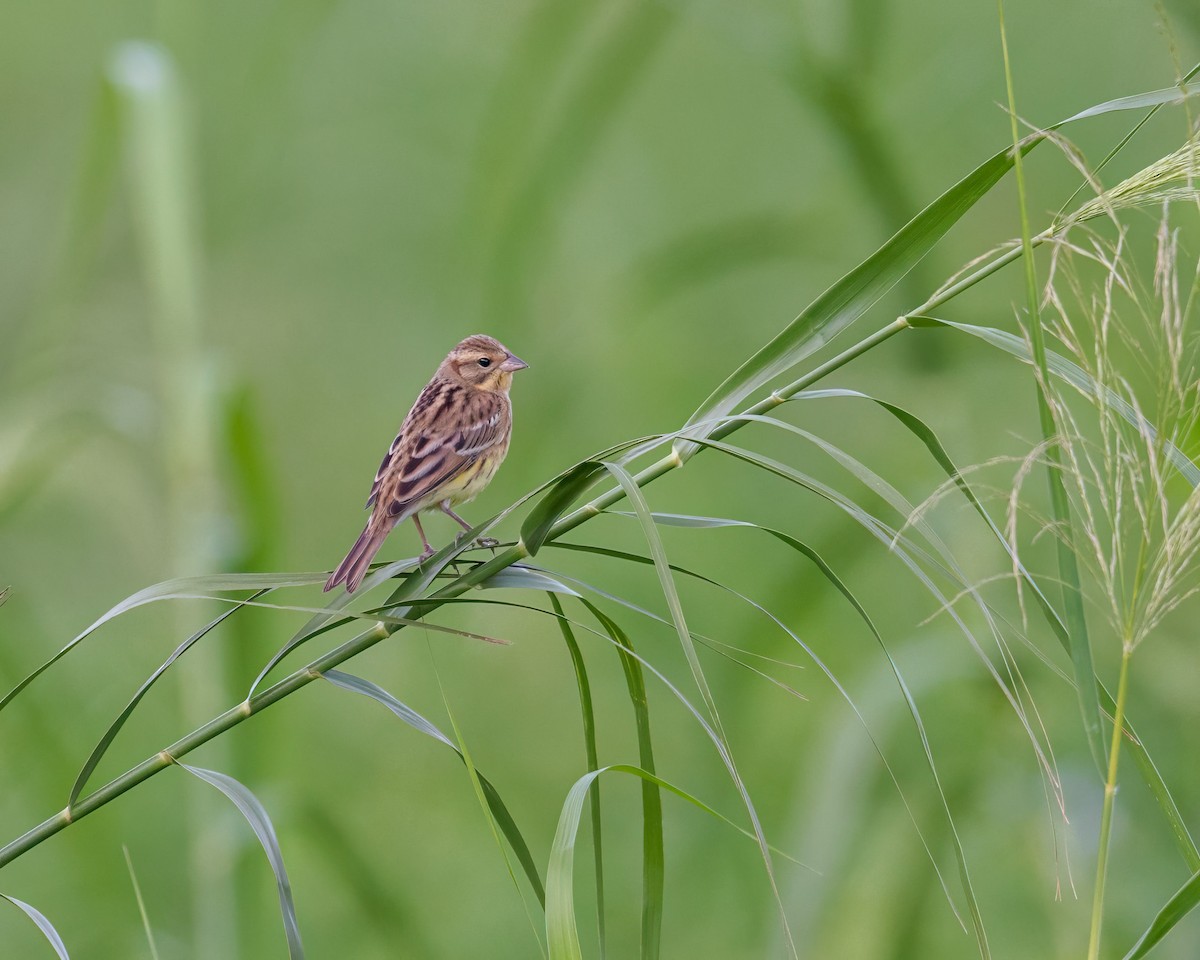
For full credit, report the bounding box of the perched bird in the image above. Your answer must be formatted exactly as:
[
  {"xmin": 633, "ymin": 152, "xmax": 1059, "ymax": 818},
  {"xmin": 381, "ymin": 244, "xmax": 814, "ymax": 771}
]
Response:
[{"xmin": 324, "ymin": 334, "xmax": 528, "ymax": 593}]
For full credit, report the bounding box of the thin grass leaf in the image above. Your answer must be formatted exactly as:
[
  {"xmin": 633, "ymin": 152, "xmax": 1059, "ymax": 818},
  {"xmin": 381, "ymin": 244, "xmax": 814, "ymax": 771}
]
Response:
[
  {"xmin": 545, "ymin": 764, "xmax": 808, "ymax": 960},
  {"xmin": 695, "ymin": 438, "xmax": 1060, "ymax": 795},
  {"xmin": 550, "ymin": 594, "xmax": 606, "ymax": 958},
  {"xmin": 679, "ymin": 81, "xmax": 1200, "ymax": 461},
  {"xmin": 791, "ymin": 387, "xmax": 1200, "ymax": 868},
  {"xmin": 1122, "ymin": 866, "xmax": 1200, "ymax": 959},
  {"xmin": 521, "ymin": 462, "xmax": 606, "ymax": 555},
  {"xmin": 600, "ymin": 462, "xmax": 796, "ymax": 953},
  {"xmin": 248, "ymin": 555, "xmax": 424, "ymax": 694},
  {"xmin": 583, "ymin": 602, "xmax": 662, "ymax": 960},
  {"xmin": 69, "ymin": 592, "xmax": 264, "ymax": 808},
  {"xmin": 1, "ymin": 894, "xmax": 69, "ymax": 960},
  {"xmin": 431, "ymin": 662, "xmax": 547, "ymax": 957},
  {"xmin": 71, "ymin": 592, "xmax": 507, "ymax": 809},
  {"xmin": 122, "ymin": 846, "xmax": 161, "ymax": 960},
  {"xmin": 482, "ymin": 568, "xmax": 581, "ymax": 596},
  {"xmin": 570, "ymin": 520, "xmax": 986, "ymax": 945},
  {"xmin": 600, "ymin": 464, "xmax": 723, "ymax": 734},
  {"xmin": 178, "ymin": 764, "xmax": 303, "ymax": 959},
  {"xmin": 911, "ymin": 318, "xmax": 1200, "ymax": 486},
  {"xmin": 322, "ymin": 670, "xmax": 546, "ymax": 908},
  {"xmin": 0, "ymin": 571, "xmax": 326, "ymax": 712}
]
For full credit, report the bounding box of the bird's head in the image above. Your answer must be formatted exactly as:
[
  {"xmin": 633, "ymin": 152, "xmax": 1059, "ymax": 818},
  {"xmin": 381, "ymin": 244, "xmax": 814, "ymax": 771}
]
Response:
[{"xmin": 441, "ymin": 335, "xmax": 528, "ymax": 393}]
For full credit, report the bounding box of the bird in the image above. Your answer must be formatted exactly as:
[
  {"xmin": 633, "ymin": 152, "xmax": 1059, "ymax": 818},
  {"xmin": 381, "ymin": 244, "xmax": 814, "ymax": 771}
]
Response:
[{"xmin": 324, "ymin": 334, "xmax": 528, "ymax": 593}]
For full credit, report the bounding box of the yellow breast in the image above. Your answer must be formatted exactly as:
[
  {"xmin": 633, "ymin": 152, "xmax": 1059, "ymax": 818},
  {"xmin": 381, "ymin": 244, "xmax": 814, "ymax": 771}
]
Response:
[{"xmin": 422, "ymin": 444, "xmax": 508, "ymax": 510}]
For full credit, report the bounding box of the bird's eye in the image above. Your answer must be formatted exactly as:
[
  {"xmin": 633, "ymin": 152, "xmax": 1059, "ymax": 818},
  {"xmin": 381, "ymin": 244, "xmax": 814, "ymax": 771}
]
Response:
[{"xmin": 477, "ymin": 357, "xmax": 491, "ymax": 368}]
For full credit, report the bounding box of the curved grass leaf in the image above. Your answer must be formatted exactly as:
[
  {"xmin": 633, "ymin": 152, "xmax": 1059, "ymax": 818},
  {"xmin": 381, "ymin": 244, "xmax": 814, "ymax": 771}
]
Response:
[
  {"xmin": 550, "ymin": 594, "xmax": 606, "ymax": 957},
  {"xmin": 69, "ymin": 591, "xmax": 265, "ymax": 807},
  {"xmin": 121, "ymin": 846, "xmax": 160, "ymax": 960},
  {"xmin": 521, "ymin": 462, "xmax": 606, "ymax": 555},
  {"xmin": 70, "ymin": 592, "xmax": 507, "ymax": 809},
  {"xmin": 601, "ymin": 510, "xmax": 989, "ymax": 954},
  {"xmin": 582, "ymin": 602, "xmax": 661, "ymax": 960},
  {"xmin": 911, "ymin": 318, "xmax": 1200, "ymax": 487},
  {"xmin": 1, "ymin": 894, "xmax": 69, "ymax": 959},
  {"xmin": 679, "ymin": 81, "xmax": 1200, "ymax": 461},
  {"xmin": 481, "ymin": 567, "xmax": 581, "ymax": 596},
  {"xmin": 546, "ymin": 765, "xmax": 806, "ymax": 960},
  {"xmin": 322, "ymin": 670, "xmax": 546, "ymax": 908},
  {"xmin": 1122, "ymin": 866, "xmax": 1200, "ymax": 959},
  {"xmin": 179, "ymin": 764, "xmax": 303, "ymax": 959},
  {"xmin": 694, "ymin": 438, "xmax": 1060, "ymax": 797},
  {"xmin": 0, "ymin": 571, "xmax": 326, "ymax": 712},
  {"xmin": 790, "ymin": 387, "xmax": 1200, "ymax": 868},
  {"xmin": 600, "ymin": 462, "xmax": 796, "ymax": 955}
]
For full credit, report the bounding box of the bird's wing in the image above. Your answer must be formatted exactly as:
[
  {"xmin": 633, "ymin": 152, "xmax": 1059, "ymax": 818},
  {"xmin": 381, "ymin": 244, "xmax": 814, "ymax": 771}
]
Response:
[{"xmin": 366, "ymin": 381, "xmax": 508, "ymax": 518}]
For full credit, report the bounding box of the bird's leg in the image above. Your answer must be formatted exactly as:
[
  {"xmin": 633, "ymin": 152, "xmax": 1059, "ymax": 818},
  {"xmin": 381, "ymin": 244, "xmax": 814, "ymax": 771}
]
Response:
[
  {"xmin": 411, "ymin": 514, "xmax": 435, "ymax": 560},
  {"xmin": 441, "ymin": 503, "xmax": 499, "ymax": 550}
]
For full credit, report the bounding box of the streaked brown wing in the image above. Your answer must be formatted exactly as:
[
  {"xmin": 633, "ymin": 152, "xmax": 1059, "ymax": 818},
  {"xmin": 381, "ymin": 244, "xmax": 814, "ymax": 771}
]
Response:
[
  {"xmin": 364, "ymin": 378, "xmax": 447, "ymax": 509},
  {"xmin": 370, "ymin": 384, "xmax": 508, "ymax": 519}
]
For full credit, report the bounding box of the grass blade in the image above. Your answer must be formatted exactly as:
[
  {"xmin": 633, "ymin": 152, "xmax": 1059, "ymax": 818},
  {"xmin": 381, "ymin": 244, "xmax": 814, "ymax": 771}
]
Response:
[
  {"xmin": 550, "ymin": 594, "xmax": 606, "ymax": 958},
  {"xmin": 545, "ymin": 764, "xmax": 808, "ymax": 960},
  {"xmin": 1122, "ymin": 867, "xmax": 1200, "ymax": 959},
  {"xmin": 69, "ymin": 592, "xmax": 265, "ymax": 807},
  {"xmin": 122, "ymin": 846, "xmax": 161, "ymax": 960},
  {"xmin": 178, "ymin": 764, "xmax": 303, "ymax": 959},
  {"xmin": 481, "ymin": 568, "xmax": 581, "ymax": 596},
  {"xmin": 679, "ymin": 81, "xmax": 1200, "ymax": 461},
  {"xmin": 568, "ymin": 523, "xmax": 986, "ymax": 948},
  {"xmin": 521, "ymin": 462, "xmax": 607, "ymax": 555},
  {"xmin": 584, "ymin": 602, "xmax": 662, "ymax": 960},
  {"xmin": 793, "ymin": 385, "xmax": 1200, "ymax": 869},
  {"xmin": 1, "ymin": 894, "xmax": 69, "ymax": 959},
  {"xmin": 322, "ymin": 670, "xmax": 546, "ymax": 908},
  {"xmin": 911, "ymin": 318, "xmax": 1200, "ymax": 486},
  {"xmin": 0, "ymin": 571, "xmax": 326, "ymax": 712}
]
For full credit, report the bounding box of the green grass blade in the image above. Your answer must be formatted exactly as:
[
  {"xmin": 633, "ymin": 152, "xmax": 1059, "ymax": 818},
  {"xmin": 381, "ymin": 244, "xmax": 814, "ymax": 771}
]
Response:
[
  {"xmin": 911, "ymin": 318, "xmax": 1200, "ymax": 486},
  {"xmin": 680, "ymin": 80, "xmax": 1200, "ymax": 460},
  {"xmin": 1122, "ymin": 867, "xmax": 1200, "ymax": 959},
  {"xmin": 179, "ymin": 764, "xmax": 304, "ymax": 959},
  {"xmin": 0, "ymin": 571, "xmax": 326, "ymax": 712},
  {"xmin": 247, "ymin": 555, "xmax": 424, "ymax": 694},
  {"xmin": 1, "ymin": 894, "xmax": 70, "ymax": 959},
  {"xmin": 583, "ymin": 603, "xmax": 662, "ymax": 960},
  {"xmin": 565, "ymin": 526, "xmax": 984, "ymax": 946},
  {"xmin": 600, "ymin": 464, "xmax": 722, "ymax": 732},
  {"xmin": 550, "ymin": 594, "xmax": 606, "ymax": 958},
  {"xmin": 69, "ymin": 591, "xmax": 266, "ymax": 808},
  {"xmin": 678, "ymin": 143, "xmax": 1033, "ymax": 457},
  {"xmin": 695, "ymin": 439, "xmax": 1060, "ymax": 786},
  {"xmin": 122, "ymin": 846, "xmax": 161, "ymax": 960},
  {"xmin": 794, "ymin": 384, "xmax": 1199, "ymax": 868},
  {"xmin": 600, "ymin": 462, "xmax": 797, "ymax": 954},
  {"xmin": 431, "ymin": 664, "xmax": 547, "ymax": 956},
  {"xmin": 546, "ymin": 764, "xmax": 808, "ymax": 960},
  {"xmin": 322, "ymin": 670, "xmax": 546, "ymax": 908},
  {"xmin": 521, "ymin": 462, "xmax": 606, "ymax": 555},
  {"xmin": 481, "ymin": 568, "xmax": 581, "ymax": 595}
]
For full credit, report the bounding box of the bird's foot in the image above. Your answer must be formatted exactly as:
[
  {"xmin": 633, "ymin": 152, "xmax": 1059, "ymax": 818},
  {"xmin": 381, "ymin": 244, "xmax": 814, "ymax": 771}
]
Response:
[{"xmin": 476, "ymin": 536, "xmax": 500, "ymax": 550}]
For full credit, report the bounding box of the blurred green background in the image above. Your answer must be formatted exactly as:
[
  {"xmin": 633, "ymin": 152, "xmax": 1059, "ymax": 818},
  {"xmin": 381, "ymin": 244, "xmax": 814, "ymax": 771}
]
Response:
[{"xmin": 3, "ymin": 0, "xmax": 1200, "ymax": 957}]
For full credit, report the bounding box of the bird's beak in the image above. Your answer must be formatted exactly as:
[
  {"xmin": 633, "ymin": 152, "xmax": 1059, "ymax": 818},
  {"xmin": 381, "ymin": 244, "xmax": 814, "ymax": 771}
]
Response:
[{"xmin": 500, "ymin": 353, "xmax": 529, "ymax": 372}]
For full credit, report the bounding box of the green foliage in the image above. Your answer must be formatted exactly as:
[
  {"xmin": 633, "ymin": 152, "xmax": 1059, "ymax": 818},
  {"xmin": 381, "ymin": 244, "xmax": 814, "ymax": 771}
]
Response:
[{"xmin": 3, "ymin": 3, "xmax": 1200, "ymax": 959}]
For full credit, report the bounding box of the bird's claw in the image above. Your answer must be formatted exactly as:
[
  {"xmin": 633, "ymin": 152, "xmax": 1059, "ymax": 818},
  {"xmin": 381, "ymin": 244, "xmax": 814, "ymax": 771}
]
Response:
[{"xmin": 476, "ymin": 536, "xmax": 500, "ymax": 550}]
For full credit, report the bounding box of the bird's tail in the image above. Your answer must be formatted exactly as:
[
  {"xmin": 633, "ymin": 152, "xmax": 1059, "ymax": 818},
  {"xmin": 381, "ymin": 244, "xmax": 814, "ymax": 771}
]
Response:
[{"xmin": 325, "ymin": 522, "xmax": 391, "ymax": 593}]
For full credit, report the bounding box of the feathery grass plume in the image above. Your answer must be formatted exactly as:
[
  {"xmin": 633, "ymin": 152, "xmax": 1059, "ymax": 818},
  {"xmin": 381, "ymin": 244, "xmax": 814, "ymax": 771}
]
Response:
[
  {"xmin": 1012, "ymin": 210, "xmax": 1200, "ymax": 651},
  {"xmin": 1071, "ymin": 132, "xmax": 1200, "ymax": 226},
  {"xmin": 1007, "ymin": 202, "xmax": 1200, "ymax": 958}
]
